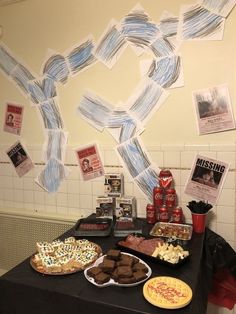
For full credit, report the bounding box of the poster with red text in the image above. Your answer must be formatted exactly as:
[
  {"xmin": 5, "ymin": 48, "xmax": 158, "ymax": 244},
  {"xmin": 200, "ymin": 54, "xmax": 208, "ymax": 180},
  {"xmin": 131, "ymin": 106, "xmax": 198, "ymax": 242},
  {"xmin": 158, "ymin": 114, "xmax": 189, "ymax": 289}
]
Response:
[
  {"xmin": 75, "ymin": 143, "xmax": 104, "ymax": 181},
  {"xmin": 3, "ymin": 103, "xmax": 24, "ymax": 135}
]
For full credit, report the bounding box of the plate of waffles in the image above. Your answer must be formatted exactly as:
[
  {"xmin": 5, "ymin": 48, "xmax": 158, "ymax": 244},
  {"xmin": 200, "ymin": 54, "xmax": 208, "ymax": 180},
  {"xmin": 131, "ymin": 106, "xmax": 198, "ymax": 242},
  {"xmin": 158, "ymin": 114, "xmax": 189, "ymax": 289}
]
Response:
[{"xmin": 143, "ymin": 276, "xmax": 192, "ymax": 309}]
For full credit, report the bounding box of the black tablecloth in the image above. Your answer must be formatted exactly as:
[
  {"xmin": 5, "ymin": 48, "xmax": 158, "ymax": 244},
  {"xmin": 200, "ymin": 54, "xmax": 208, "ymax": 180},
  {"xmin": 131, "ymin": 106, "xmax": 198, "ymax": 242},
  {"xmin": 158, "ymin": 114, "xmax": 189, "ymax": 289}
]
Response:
[{"xmin": 0, "ymin": 219, "xmax": 208, "ymax": 314}]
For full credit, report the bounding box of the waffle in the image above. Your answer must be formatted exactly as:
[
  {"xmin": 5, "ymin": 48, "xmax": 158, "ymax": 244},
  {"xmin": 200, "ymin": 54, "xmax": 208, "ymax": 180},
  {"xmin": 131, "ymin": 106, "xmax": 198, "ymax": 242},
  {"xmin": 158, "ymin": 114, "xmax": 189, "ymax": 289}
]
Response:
[{"xmin": 143, "ymin": 276, "xmax": 192, "ymax": 309}]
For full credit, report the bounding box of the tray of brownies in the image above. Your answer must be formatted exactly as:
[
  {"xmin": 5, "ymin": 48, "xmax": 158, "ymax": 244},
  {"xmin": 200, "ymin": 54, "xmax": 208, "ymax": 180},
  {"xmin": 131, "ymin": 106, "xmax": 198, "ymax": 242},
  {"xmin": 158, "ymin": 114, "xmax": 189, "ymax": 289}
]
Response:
[{"xmin": 84, "ymin": 249, "xmax": 152, "ymax": 287}]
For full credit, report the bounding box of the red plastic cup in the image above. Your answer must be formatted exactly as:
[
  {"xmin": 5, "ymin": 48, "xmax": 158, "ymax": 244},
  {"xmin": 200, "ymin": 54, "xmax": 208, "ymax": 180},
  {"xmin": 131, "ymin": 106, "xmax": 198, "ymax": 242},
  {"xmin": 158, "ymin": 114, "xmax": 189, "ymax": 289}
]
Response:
[{"xmin": 191, "ymin": 213, "xmax": 207, "ymax": 233}]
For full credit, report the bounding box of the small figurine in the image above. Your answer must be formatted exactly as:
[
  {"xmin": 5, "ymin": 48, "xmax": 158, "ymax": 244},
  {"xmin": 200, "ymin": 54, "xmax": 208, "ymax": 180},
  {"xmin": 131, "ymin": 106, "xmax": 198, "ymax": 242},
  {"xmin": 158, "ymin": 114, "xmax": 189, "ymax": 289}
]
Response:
[{"xmin": 110, "ymin": 179, "xmax": 121, "ymax": 192}]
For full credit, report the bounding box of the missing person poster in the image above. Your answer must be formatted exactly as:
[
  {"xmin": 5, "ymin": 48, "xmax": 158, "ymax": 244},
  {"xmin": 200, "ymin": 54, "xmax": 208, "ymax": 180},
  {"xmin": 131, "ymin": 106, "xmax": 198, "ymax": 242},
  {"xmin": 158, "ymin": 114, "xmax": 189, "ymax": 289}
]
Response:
[
  {"xmin": 75, "ymin": 143, "xmax": 104, "ymax": 181},
  {"xmin": 3, "ymin": 103, "xmax": 24, "ymax": 135},
  {"xmin": 184, "ymin": 154, "xmax": 229, "ymax": 204},
  {"xmin": 6, "ymin": 141, "xmax": 34, "ymax": 177},
  {"xmin": 193, "ymin": 84, "xmax": 235, "ymax": 135}
]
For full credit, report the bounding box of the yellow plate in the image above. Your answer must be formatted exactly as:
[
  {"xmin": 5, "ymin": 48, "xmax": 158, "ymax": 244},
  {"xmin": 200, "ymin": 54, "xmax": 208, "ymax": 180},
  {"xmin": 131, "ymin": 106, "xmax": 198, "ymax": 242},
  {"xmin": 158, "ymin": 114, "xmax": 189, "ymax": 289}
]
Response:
[{"xmin": 143, "ymin": 276, "xmax": 192, "ymax": 309}]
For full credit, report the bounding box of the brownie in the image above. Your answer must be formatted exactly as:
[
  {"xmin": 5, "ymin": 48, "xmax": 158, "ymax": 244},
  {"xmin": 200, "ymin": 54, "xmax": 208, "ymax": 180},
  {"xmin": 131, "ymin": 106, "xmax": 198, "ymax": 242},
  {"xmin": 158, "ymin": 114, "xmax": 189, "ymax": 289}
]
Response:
[
  {"xmin": 110, "ymin": 268, "xmax": 119, "ymax": 282},
  {"xmin": 94, "ymin": 272, "xmax": 110, "ymax": 284},
  {"xmin": 132, "ymin": 256, "xmax": 139, "ymax": 264},
  {"xmin": 106, "ymin": 249, "xmax": 121, "ymax": 261},
  {"xmin": 118, "ymin": 276, "xmax": 136, "ymax": 284},
  {"xmin": 87, "ymin": 266, "xmax": 102, "ymax": 278},
  {"xmin": 116, "ymin": 265, "xmax": 133, "ymax": 278},
  {"xmin": 102, "ymin": 256, "xmax": 112, "ymax": 263},
  {"xmin": 117, "ymin": 255, "xmax": 134, "ymax": 267},
  {"xmin": 133, "ymin": 270, "xmax": 147, "ymax": 281},
  {"xmin": 132, "ymin": 262, "xmax": 148, "ymax": 273},
  {"xmin": 100, "ymin": 258, "xmax": 116, "ymax": 273}
]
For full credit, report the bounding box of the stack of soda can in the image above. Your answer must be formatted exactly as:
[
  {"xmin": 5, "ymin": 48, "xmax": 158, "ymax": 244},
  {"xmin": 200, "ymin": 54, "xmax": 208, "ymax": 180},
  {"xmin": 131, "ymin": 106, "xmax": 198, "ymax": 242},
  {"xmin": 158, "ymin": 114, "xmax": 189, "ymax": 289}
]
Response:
[{"xmin": 146, "ymin": 169, "xmax": 183, "ymax": 224}]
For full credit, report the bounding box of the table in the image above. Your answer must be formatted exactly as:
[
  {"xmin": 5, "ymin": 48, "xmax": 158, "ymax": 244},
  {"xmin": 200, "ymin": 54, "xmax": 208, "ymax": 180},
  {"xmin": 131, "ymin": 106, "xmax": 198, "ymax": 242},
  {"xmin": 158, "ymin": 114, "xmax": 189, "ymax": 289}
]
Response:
[{"xmin": 0, "ymin": 218, "xmax": 208, "ymax": 314}]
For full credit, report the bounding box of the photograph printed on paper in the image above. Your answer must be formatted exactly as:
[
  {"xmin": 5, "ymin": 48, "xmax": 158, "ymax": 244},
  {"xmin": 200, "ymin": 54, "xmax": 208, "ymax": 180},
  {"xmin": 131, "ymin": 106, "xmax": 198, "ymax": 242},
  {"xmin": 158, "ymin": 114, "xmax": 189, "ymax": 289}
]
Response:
[
  {"xmin": 3, "ymin": 102, "xmax": 24, "ymax": 135},
  {"xmin": 75, "ymin": 143, "xmax": 104, "ymax": 181},
  {"xmin": 6, "ymin": 141, "xmax": 34, "ymax": 177},
  {"xmin": 184, "ymin": 154, "xmax": 229, "ymax": 204},
  {"xmin": 193, "ymin": 84, "xmax": 235, "ymax": 135}
]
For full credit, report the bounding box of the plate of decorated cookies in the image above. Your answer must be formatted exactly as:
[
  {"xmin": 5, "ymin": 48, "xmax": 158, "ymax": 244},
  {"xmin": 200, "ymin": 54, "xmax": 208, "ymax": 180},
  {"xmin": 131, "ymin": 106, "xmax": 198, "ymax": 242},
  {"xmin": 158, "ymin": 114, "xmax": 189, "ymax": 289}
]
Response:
[
  {"xmin": 84, "ymin": 249, "xmax": 152, "ymax": 287},
  {"xmin": 30, "ymin": 237, "xmax": 102, "ymax": 275}
]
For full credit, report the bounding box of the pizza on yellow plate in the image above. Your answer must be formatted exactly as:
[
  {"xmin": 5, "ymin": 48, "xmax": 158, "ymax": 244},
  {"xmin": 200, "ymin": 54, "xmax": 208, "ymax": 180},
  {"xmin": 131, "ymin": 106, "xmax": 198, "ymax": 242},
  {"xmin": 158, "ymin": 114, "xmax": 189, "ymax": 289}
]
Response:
[{"xmin": 143, "ymin": 276, "xmax": 192, "ymax": 309}]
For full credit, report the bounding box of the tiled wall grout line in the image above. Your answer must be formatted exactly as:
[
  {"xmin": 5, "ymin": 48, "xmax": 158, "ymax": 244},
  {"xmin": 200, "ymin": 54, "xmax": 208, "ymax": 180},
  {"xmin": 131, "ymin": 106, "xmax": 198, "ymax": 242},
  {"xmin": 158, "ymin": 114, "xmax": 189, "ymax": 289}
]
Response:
[
  {"xmin": 0, "ymin": 143, "xmax": 235, "ymax": 252},
  {"xmin": 1, "ymin": 161, "xmax": 236, "ymax": 172}
]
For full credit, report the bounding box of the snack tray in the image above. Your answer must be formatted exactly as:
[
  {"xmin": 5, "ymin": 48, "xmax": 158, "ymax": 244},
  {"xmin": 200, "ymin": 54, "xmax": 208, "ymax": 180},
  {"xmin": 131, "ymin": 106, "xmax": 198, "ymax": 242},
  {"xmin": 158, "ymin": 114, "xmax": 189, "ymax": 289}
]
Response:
[
  {"xmin": 30, "ymin": 240, "xmax": 103, "ymax": 275},
  {"xmin": 30, "ymin": 258, "xmax": 82, "ymax": 275},
  {"xmin": 113, "ymin": 219, "xmax": 143, "ymax": 237},
  {"xmin": 116, "ymin": 234, "xmax": 190, "ymax": 268},
  {"xmin": 84, "ymin": 252, "xmax": 151, "ymax": 288},
  {"xmin": 149, "ymin": 222, "xmax": 193, "ymax": 241},
  {"xmin": 74, "ymin": 217, "xmax": 113, "ymax": 237}
]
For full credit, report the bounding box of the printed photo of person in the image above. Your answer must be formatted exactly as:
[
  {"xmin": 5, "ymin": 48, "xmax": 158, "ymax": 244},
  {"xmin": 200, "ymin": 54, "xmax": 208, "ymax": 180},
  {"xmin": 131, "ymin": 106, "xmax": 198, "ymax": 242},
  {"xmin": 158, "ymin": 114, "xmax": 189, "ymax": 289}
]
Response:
[
  {"xmin": 191, "ymin": 166, "xmax": 222, "ymax": 188},
  {"xmin": 6, "ymin": 113, "xmax": 14, "ymax": 127},
  {"xmin": 198, "ymin": 99, "xmax": 228, "ymax": 119},
  {"xmin": 195, "ymin": 85, "xmax": 230, "ymax": 119},
  {"xmin": 10, "ymin": 149, "xmax": 27, "ymax": 167},
  {"xmin": 82, "ymin": 158, "xmax": 93, "ymax": 173}
]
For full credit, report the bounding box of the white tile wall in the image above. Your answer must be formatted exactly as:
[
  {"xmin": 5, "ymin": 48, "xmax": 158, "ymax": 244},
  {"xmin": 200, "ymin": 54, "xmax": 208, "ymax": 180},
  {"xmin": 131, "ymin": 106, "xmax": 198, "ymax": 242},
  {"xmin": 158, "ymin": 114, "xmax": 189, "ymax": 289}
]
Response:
[{"xmin": 0, "ymin": 143, "xmax": 235, "ymax": 254}]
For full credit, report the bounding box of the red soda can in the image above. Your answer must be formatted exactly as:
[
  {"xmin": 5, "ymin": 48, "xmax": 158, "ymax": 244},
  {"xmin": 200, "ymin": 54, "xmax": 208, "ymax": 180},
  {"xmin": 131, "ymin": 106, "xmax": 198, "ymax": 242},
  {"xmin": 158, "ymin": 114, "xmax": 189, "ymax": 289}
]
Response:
[
  {"xmin": 146, "ymin": 204, "xmax": 156, "ymax": 224},
  {"xmin": 171, "ymin": 206, "xmax": 183, "ymax": 224},
  {"xmin": 153, "ymin": 187, "xmax": 164, "ymax": 208},
  {"xmin": 165, "ymin": 188, "xmax": 176, "ymax": 208},
  {"xmin": 158, "ymin": 205, "xmax": 169, "ymax": 222},
  {"xmin": 159, "ymin": 169, "xmax": 173, "ymax": 189}
]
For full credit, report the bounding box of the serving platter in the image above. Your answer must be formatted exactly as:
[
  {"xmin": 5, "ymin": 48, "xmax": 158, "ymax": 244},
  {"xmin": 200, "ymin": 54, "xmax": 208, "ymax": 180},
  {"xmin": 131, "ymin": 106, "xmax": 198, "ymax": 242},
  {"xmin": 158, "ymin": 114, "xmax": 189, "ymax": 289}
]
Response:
[
  {"xmin": 84, "ymin": 252, "xmax": 152, "ymax": 288},
  {"xmin": 73, "ymin": 217, "xmax": 113, "ymax": 237},
  {"xmin": 30, "ymin": 258, "xmax": 83, "ymax": 275},
  {"xmin": 30, "ymin": 238, "xmax": 102, "ymax": 275},
  {"xmin": 149, "ymin": 222, "xmax": 193, "ymax": 241},
  {"xmin": 116, "ymin": 234, "xmax": 190, "ymax": 268}
]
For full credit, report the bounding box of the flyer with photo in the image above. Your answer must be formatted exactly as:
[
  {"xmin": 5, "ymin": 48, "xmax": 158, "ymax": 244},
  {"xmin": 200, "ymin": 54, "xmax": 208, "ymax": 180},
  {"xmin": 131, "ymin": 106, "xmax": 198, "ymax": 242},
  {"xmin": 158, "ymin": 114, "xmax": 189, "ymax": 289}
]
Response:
[
  {"xmin": 193, "ymin": 84, "xmax": 235, "ymax": 135},
  {"xmin": 3, "ymin": 103, "xmax": 24, "ymax": 135},
  {"xmin": 184, "ymin": 154, "xmax": 229, "ymax": 204},
  {"xmin": 75, "ymin": 143, "xmax": 104, "ymax": 181},
  {"xmin": 6, "ymin": 141, "xmax": 34, "ymax": 177}
]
